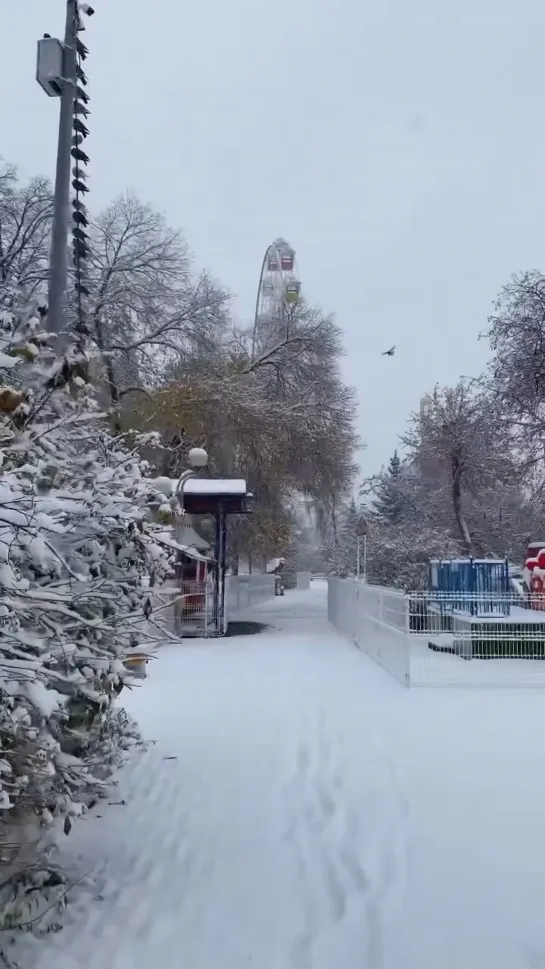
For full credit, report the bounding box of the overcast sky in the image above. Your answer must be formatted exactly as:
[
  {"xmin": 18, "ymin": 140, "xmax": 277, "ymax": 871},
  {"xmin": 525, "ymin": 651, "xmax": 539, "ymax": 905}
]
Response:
[{"xmin": 5, "ymin": 0, "xmax": 545, "ymax": 475}]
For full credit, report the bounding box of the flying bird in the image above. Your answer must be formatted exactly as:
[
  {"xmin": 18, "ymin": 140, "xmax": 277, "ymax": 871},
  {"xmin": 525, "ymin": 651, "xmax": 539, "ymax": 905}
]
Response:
[{"xmin": 382, "ymin": 346, "xmax": 396, "ymax": 357}]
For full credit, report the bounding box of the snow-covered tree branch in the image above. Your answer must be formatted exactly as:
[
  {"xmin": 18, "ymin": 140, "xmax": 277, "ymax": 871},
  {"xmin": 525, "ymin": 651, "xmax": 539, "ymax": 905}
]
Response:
[{"xmin": 0, "ymin": 287, "xmax": 181, "ymax": 928}]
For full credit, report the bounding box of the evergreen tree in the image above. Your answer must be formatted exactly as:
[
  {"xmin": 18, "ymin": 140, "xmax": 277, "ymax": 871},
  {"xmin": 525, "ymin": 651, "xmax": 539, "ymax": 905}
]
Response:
[{"xmin": 372, "ymin": 450, "xmax": 407, "ymax": 525}]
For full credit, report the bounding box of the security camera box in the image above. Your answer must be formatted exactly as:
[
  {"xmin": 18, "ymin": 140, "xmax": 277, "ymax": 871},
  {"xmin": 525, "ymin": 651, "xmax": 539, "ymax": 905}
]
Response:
[{"xmin": 36, "ymin": 37, "xmax": 64, "ymax": 97}]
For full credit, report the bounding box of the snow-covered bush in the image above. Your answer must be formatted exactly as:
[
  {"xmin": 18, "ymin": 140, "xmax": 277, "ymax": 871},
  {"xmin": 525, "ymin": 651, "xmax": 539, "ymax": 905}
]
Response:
[{"xmin": 0, "ymin": 291, "xmax": 174, "ymax": 927}]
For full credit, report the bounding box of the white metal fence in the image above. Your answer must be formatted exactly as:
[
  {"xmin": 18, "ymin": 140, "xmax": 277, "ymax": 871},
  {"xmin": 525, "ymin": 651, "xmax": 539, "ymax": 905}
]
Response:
[
  {"xmin": 328, "ymin": 578, "xmax": 545, "ymax": 687},
  {"xmin": 174, "ymin": 579, "xmax": 215, "ymax": 636},
  {"xmin": 328, "ymin": 578, "xmax": 410, "ymax": 686}
]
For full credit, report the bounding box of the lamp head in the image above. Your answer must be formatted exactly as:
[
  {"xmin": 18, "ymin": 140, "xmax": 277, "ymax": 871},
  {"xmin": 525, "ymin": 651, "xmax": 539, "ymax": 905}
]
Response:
[{"xmin": 187, "ymin": 447, "xmax": 208, "ymax": 469}]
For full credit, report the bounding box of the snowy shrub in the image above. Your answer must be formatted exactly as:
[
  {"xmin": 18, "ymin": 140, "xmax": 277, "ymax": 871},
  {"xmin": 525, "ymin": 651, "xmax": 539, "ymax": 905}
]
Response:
[{"xmin": 0, "ymin": 291, "xmax": 174, "ymax": 928}]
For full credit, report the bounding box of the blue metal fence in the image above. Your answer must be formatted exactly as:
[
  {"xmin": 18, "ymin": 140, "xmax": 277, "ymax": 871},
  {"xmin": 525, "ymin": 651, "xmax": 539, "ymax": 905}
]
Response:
[{"xmin": 428, "ymin": 558, "xmax": 510, "ymax": 616}]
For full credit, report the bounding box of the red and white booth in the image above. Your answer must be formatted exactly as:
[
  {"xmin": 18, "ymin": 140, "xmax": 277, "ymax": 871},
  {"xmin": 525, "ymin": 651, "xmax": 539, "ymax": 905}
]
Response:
[{"xmin": 524, "ymin": 542, "xmax": 545, "ymax": 609}]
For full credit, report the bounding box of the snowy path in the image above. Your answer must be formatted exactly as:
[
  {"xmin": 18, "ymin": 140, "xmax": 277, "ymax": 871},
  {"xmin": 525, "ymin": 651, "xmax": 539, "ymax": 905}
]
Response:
[{"xmin": 26, "ymin": 583, "xmax": 545, "ymax": 969}]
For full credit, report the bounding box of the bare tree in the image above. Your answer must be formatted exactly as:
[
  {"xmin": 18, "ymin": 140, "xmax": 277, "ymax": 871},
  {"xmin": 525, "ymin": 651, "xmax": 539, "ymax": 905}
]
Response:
[
  {"xmin": 0, "ymin": 160, "xmax": 358, "ymax": 574},
  {"xmin": 87, "ymin": 193, "xmax": 230, "ymax": 404},
  {"xmin": 0, "ymin": 162, "xmax": 52, "ymax": 299},
  {"xmin": 134, "ymin": 300, "xmax": 359, "ymax": 561},
  {"xmin": 231, "ymin": 301, "xmax": 359, "ymax": 502},
  {"xmin": 355, "ymin": 271, "xmax": 545, "ymax": 584},
  {"xmin": 402, "ymin": 381, "xmax": 518, "ymax": 554},
  {"xmin": 484, "ymin": 271, "xmax": 545, "ymax": 481}
]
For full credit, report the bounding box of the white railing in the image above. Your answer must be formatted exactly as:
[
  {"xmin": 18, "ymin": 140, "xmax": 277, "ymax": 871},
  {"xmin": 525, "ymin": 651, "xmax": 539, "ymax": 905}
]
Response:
[
  {"xmin": 328, "ymin": 578, "xmax": 409, "ymax": 686},
  {"xmin": 328, "ymin": 579, "xmax": 545, "ymax": 688}
]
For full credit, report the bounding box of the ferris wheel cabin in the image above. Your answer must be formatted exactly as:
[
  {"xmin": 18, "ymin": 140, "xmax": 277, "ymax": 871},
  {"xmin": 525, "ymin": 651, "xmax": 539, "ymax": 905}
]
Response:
[
  {"xmin": 281, "ymin": 252, "xmax": 294, "ymax": 271},
  {"xmin": 267, "ymin": 239, "xmax": 296, "ymax": 274},
  {"xmin": 284, "ymin": 280, "xmax": 301, "ymax": 304}
]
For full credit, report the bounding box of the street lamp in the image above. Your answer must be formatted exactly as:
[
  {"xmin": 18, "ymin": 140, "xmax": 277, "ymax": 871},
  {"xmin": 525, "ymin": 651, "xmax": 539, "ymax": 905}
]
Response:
[{"xmin": 175, "ymin": 448, "xmax": 208, "ymax": 515}]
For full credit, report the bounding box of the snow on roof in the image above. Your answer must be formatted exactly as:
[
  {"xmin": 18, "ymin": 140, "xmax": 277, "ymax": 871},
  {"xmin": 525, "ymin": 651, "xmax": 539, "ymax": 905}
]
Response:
[
  {"xmin": 153, "ymin": 532, "xmax": 211, "ymax": 562},
  {"xmin": 183, "ymin": 478, "xmax": 247, "ymax": 496}
]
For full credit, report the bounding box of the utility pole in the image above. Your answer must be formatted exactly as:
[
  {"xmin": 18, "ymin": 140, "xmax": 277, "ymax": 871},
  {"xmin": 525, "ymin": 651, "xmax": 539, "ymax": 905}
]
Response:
[
  {"xmin": 37, "ymin": 2, "xmax": 94, "ymax": 343},
  {"xmin": 48, "ymin": 1, "xmax": 79, "ymax": 342}
]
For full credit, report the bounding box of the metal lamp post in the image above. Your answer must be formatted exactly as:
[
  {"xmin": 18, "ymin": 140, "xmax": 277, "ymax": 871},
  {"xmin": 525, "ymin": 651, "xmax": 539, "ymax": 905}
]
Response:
[{"xmin": 175, "ymin": 447, "xmax": 208, "ymax": 517}]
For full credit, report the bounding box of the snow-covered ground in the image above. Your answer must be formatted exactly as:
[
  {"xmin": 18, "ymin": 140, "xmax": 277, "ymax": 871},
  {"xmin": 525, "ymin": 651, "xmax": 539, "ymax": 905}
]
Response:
[{"xmin": 21, "ymin": 582, "xmax": 545, "ymax": 968}]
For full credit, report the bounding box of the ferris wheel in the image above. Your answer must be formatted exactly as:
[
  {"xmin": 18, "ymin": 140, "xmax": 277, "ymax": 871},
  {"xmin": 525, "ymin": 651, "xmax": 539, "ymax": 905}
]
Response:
[{"xmin": 251, "ymin": 237, "xmax": 301, "ymax": 356}]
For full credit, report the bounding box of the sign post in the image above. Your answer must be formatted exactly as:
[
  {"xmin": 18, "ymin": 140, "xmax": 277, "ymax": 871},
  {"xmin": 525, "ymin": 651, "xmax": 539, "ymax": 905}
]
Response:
[{"xmin": 355, "ymin": 517, "xmax": 369, "ymax": 581}]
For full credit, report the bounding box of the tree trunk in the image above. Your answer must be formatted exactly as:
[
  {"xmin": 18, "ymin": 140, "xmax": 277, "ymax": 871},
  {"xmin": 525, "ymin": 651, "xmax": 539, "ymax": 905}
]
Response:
[
  {"xmin": 451, "ymin": 457, "xmax": 472, "ymax": 554},
  {"xmin": 94, "ymin": 313, "xmax": 121, "ymax": 427},
  {"xmin": 331, "ymin": 497, "xmax": 338, "ymax": 543}
]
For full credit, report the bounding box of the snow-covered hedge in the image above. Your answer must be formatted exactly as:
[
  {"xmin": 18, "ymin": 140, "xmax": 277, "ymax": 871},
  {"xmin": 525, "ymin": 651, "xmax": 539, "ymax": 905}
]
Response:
[{"xmin": 0, "ymin": 294, "xmax": 176, "ymax": 927}]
